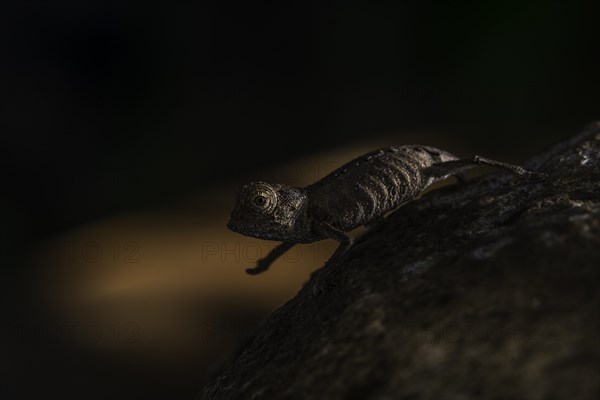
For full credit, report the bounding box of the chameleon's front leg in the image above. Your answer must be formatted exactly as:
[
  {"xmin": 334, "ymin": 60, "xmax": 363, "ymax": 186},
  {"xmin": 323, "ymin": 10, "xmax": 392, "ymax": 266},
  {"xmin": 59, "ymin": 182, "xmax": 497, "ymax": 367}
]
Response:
[
  {"xmin": 317, "ymin": 221, "xmax": 354, "ymax": 260},
  {"xmin": 308, "ymin": 222, "xmax": 354, "ymax": 295},
  {"xmin": 246, "ymin": 242, "xmax": 295, "ymax": 275}
]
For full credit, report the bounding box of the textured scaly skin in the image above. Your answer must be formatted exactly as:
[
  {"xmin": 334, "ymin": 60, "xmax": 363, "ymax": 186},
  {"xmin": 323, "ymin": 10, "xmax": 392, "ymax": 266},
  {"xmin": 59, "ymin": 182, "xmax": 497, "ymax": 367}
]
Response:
[
  {"xmin": 227, "ymin": 144, "xmax": 537, "ymax": 275},
  {"xmin": 306, "ymin": 145, "xmax": 457, "ymax": 233}
]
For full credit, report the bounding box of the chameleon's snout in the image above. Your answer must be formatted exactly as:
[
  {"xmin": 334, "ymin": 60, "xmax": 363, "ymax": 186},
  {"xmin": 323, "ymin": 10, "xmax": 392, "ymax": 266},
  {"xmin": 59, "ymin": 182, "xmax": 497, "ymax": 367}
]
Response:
[{"xmin": 227, "ymin": 213, "xmax": 250, "ymax": 235}]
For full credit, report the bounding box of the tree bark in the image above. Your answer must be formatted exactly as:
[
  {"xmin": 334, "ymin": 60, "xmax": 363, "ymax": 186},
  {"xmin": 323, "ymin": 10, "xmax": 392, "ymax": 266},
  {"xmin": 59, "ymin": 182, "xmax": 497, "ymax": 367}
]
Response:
[{"xmin": 202, "ymin": 122, "xmax": 600, "ymax": 400}]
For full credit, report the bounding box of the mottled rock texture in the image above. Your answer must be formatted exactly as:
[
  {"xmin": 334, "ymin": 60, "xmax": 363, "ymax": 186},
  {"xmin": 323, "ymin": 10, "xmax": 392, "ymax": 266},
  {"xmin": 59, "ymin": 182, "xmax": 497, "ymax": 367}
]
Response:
[{"xmin": 202, "ymin": 123, "xmax": 600, "ymax": 400}]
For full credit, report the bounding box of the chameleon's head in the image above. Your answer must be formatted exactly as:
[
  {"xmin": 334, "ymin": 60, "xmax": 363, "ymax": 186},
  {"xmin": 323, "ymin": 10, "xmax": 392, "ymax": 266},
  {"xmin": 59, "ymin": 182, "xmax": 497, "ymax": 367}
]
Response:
[{"xmin": 228, "ymin": 181, "xmax": 307, "ymax": 241}]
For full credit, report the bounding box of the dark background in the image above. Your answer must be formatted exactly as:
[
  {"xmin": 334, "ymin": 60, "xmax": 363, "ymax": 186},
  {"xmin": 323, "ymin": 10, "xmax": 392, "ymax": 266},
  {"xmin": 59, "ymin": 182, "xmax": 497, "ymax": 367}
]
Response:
[{"xmin": 1, "ymin": 1, "xmax": 598, "ymax": 399}]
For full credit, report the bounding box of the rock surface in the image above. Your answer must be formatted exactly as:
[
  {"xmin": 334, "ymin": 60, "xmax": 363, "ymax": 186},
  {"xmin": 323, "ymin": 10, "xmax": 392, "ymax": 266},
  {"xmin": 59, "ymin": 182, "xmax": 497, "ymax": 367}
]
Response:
[{"xmin": 202, "ymin": 123, "xmax": 600, "ymax": 400}]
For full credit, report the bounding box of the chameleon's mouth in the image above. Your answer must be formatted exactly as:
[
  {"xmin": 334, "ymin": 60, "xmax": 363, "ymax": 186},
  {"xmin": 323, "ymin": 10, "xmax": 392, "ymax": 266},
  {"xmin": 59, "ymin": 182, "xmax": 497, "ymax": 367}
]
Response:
[
  {"xmin": 227, "ymin": 217, "xmax": 277, "ymax": 240},
  {"xmin": 227, "ymin": 217, "xmax": 251, "ymax": 236}
]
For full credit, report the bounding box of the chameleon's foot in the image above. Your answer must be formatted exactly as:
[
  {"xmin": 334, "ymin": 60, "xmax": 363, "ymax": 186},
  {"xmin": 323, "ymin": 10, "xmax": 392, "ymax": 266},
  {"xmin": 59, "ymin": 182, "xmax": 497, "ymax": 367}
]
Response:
[
  {"xmin": 246, "ymin": 265, "xmax": 267, "ymax": 275},
  {"xmin": 243, "ymin": 242, "xmax": 294, "ymax": 276}
]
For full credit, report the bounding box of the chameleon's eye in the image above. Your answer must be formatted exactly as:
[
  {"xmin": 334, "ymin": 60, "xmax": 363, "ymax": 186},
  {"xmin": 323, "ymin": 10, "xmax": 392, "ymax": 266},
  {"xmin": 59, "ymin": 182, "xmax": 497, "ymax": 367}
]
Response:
[
  {"xmin": 242, "ymin": 182, "xmax": 278, "ymax": 213},
  {"xmin": 253, "ymin": 195, "xmax": 267, "ymax": 207}
]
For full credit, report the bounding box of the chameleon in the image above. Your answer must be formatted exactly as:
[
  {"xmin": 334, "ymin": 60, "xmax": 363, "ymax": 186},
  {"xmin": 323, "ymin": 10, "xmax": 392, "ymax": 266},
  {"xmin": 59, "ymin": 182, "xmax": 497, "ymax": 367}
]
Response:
[{"xmin": 227, "ymin": 145, "xmax": 538, "ymax": 275}]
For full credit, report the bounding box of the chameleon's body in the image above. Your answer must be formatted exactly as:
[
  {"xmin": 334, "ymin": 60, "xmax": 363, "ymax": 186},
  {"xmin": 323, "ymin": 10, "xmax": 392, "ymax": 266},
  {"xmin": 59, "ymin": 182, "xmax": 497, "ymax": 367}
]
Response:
[{"xmin": 227, "ymin": 145, "xmax": 534, "ymax": 275}]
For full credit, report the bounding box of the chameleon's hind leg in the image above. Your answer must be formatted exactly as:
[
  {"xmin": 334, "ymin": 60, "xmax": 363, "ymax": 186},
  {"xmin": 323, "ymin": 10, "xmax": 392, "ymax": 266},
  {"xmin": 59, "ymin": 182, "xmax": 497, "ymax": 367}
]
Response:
[
  {"xmin": 472, "ymin": 155, "xmax": 549, "ymax": 179},
  {"xmin": 423, "ymin": 156, "xmax": 539, "ymax": 184},
  {"xmin": 472, "ymin": 155, "xmax": 533, "ymax": 176},
  {"xmin": 246, "ymin": 242, "xmax": 295, "ymax": 275}
]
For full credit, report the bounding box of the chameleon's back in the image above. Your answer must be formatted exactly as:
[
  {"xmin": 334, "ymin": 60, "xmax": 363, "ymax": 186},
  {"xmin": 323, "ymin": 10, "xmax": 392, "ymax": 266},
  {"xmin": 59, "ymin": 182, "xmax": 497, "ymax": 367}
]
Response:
[{"xmin": 306, "ymin": 145, "xmax": 458, "ymax": 232}]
